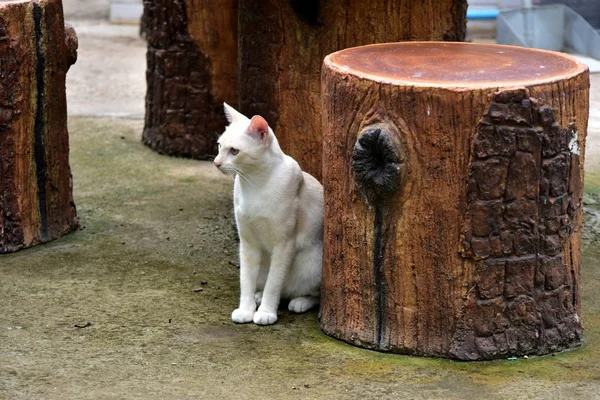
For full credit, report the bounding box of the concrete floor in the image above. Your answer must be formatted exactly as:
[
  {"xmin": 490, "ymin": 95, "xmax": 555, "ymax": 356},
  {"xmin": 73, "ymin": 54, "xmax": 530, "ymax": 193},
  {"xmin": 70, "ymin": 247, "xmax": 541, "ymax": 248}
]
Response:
[
  {"xmin": 63, "ymin": 0, "xmax": 110, "ymax": 20},
  {"xmin": 65, "ymin": 20, "xmax": 145, "ymax": 119},
  {"xmin": 1, "ymin": 3, "xmax": 600, "ymax": 399}
]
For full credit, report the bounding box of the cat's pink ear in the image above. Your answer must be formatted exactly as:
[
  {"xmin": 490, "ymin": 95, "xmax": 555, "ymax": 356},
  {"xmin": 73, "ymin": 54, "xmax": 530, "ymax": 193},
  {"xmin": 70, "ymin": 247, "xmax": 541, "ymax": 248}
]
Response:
[{"xmin": 246, "ymin": 115, "xmax": 269, "ymax": 143}]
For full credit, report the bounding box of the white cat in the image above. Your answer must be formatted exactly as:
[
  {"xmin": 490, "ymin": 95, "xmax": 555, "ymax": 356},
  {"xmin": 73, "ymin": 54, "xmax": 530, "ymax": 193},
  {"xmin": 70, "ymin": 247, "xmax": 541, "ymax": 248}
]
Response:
[{"xmin": 214, "ymin": 103, "xmax": 323, "ymax": 326}]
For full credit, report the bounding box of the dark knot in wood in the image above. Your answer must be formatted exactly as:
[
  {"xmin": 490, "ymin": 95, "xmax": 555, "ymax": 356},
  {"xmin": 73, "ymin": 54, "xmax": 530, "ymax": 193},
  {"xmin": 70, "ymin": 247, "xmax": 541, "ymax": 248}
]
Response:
[
  {"xmin": 290, "ymin": 0, "xmax": 321, "ymax": 26},
  {"xmin": 352, "ymin": 126, "xmax": 403, "ymax": 203}
]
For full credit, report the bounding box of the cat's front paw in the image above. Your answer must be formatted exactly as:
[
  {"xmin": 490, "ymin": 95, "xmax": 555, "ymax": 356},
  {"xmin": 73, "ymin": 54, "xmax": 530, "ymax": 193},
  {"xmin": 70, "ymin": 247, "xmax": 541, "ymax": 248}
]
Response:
[
  {"xmin": 253, "ymin": 310, "xmax": 278, "ymax": 326},
  {"xmin": 232, "ymin": 308, "xmax": 255, "ymax": 324}
]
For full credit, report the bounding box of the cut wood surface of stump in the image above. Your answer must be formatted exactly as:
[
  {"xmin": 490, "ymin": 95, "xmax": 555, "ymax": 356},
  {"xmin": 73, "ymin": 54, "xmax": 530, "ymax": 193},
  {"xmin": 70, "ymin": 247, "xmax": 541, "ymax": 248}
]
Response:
[
  {"xmin": 239, "ymin": 0, "xmax": 468, "ymax": 181},
  {"xmin": 142, "ymin": 0, "xmax": 238, "ymax": 159},
  {"xmin": 320, "ymin": 42, "xmax": 589, "ymax": 360},
  {"xmin": 0, "ymin": 0, "xmax": 78, "ymax": 253}
]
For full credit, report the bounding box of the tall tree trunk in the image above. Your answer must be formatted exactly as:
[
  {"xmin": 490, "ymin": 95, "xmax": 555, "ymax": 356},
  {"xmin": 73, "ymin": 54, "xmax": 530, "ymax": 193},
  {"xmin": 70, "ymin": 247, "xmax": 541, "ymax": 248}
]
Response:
[
  {"xmin": 0, "ymin": 0, "xmax": 79, "ymax": 253},
  {"xmin": 320, "ymin": 42, "xmax": 588, "ymax": 360},
  {"xmin": 142, "ymin": 0, "xmax": 238, "ymax": 158},
  {"xmin": 238, "ymin": 0, "xmax": 467, "ymax": 181}
]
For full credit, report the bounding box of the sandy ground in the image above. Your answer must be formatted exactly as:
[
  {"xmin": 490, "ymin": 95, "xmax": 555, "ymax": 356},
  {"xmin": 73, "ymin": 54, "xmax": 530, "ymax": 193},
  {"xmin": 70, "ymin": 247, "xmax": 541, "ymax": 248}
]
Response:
[
  {"xmin": 1, "ymin": 3, "xmax": 600, "ymax": 399},
  {"xmin": 63, "ymin": 0, "xmax": 110, "ymax": 20},
  {"xmin": 65, "ymin": 20, "xmax": 146, "ymax": 119}
]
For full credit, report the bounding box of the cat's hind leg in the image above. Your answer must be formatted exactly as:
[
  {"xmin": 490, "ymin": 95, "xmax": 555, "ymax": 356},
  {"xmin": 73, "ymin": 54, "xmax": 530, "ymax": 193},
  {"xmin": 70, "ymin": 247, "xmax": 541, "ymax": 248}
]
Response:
[
  {"xmin": 284, "ymin": 244, "xmax": 322, "ymax": 314},
  {"xmin": 254, "ymin": 291, "xmax": 263, "ymax": 306},
  {"xmin": 288, "ymin": 296, "xmax": 319, "ymax": 313}
]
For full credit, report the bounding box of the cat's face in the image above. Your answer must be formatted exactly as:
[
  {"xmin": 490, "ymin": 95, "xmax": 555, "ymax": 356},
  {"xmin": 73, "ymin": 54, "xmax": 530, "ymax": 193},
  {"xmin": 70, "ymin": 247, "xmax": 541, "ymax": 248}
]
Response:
[{"xmin": 214, "ymin": 103, "xmax": 271, "ymax": 174}]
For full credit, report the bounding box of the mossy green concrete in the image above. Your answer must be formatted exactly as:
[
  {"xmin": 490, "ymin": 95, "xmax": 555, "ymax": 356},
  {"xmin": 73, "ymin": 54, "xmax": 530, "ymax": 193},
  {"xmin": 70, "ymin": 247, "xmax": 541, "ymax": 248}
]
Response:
[
  {"xmin": 584, "ymin": 171, "xmax": 600, "ymax": 195},
  {"xmin": 1, "ymin": 117, "xmax": 600, "ymax": 399}
]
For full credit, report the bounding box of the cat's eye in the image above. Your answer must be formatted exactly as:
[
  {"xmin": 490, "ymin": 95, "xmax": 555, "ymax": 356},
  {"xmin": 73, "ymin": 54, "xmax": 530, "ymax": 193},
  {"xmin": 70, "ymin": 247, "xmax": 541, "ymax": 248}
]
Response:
[{"xmin": 231, "ymin": 148, "xmax": 239, "ymax": 156}]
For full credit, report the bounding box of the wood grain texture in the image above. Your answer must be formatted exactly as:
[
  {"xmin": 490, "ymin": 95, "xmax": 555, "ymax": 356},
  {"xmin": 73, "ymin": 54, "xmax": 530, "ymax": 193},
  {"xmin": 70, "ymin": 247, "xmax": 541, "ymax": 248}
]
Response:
[
  {"xmin": 238, "ymin": 0, "xmax": 467, "ymax": 181},
  {"xmin": 320, "ymin": 42, "xmax": 588, "ymax": 359},
  {"xmin": 0, "ymin": 0, "xmax": 78, "ymax": 253},
  {"xmin": 142, "ymin": 0, "xmax": 237, "ymax": 159}
]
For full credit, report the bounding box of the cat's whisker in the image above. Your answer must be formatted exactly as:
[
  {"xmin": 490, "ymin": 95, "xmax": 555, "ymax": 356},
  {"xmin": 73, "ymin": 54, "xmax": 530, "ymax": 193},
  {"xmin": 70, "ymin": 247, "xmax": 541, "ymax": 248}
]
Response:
[
  {"xmin": 232, "ymin": 168, "xmax": 249, "ymax": 184},
  {"xmin": 232, "ymin": 172, "xmax": 247, "ymax": 186},
  {"xmin": 220, "ymin": 167, "xmax": 234, "ymax": 182},
  {"xmin": 232, "ymin": 167, "xmax": 256, "ymax": 188},
  {"xmin": 228, "ymin": 166, "xmax": 242, "ymax": 177},
  {"xmin": 227, "ymin": 171, "xmax": 236, "ymax": 182},
  {"xmin": 240, "ymin": 175, "xmax": 253, "ymax": 187},
  {"xmin": 225, "ymin": 169, "xmax": 242, "ymax": 185}
]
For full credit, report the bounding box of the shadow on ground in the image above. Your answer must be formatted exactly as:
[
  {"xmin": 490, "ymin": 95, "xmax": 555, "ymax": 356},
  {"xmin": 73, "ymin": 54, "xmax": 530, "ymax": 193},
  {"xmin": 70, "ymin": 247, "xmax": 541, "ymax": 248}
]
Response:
[{"xmin": 1, "ymin": 117, "xmax": 600, "ymax": 399}]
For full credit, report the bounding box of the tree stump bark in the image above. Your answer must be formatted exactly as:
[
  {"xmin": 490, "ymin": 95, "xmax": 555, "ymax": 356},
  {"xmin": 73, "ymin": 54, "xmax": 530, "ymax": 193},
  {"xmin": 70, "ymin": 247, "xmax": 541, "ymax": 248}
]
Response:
[
  {"xmin": 141, "ymin": 0, "xmax": 238, "ymax": 159},
  {"xmin": 237, "ymin": 0, "xmax": 468, "ymax": 181},
  {"xmin": 0, "ymin": 0, "xmax": 78, "ymax": 253},
  {"xmin": 320, "ymin": 42, "xmax": 589, "ymax": 360}
]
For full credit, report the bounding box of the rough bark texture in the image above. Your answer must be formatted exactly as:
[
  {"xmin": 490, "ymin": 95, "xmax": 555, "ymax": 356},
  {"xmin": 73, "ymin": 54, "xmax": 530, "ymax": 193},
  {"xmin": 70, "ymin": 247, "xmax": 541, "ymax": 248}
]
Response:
[
  {"xmin": 320, "ymin": 42, "xmax": 589, "ymax": 360},
  {"xmin": 0, "ymin": 0, "xmax": 78, "ymax": 253},
  {"xmin": 142, "ymin": 0, "xmax": 237, "ymax": 159},
  {"xmin": 238, "ymin": 0, "xmax": 467, "ymax": 181}
]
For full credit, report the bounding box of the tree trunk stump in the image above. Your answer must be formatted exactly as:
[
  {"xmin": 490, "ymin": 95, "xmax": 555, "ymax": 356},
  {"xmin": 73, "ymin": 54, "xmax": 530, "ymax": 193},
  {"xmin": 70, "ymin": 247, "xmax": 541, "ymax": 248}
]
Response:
[
  {"xmin": 320, "ymin": 42, "xmax": 589, "ymax": 360},
  {"xmin": 238, "ymin": 0, "xmax": 467, "ymax": 181},
  {"xmin": 0, "ymin": 0, "xmax": 78, "ymax": 253},
  {"xmin": 142, "ymin": 0, "xmax": 237, "ymax": 159}
]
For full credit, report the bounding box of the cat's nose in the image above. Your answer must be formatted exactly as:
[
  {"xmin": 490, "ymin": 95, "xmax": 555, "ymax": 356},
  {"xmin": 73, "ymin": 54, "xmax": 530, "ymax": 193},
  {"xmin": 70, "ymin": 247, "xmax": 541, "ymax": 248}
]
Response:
[{"xmin": 214, "ymin": 161, "xmax": 222, "ymax": 168}]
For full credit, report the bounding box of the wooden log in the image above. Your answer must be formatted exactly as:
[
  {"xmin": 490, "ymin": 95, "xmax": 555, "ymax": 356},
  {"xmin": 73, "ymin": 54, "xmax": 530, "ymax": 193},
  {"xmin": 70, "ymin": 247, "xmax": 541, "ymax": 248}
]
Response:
[
  {"xmin": 0, "ymin": 0, "xmax": 78, "ymax": 253},
  {"xmin": 238, "ymin": 0, "xmax": 468, "ymax": 181},
  {"xmin": 320, "ymin": 42, "xmax": 589, "ymax": 360},
  {"xmin": 142, "ymin": 0, "xmax": 238, "ymax": 159}
]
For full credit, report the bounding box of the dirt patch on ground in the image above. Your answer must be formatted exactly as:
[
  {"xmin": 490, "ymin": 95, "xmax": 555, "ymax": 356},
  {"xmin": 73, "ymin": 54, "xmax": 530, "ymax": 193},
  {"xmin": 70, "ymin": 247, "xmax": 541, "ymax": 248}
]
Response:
[{"xmin": 63, "ymin": 0, "xmax": 110, "ymax": 20}]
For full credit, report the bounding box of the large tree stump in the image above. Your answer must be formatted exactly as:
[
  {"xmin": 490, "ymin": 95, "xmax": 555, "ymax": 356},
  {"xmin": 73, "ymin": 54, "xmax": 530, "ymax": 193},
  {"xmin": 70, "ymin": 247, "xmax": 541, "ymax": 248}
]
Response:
[
  {"xmin": 320, "ymin": 42, "xmax": 589, "ymax": 360},
  {"xmin": 142, "ymin": 0, "xmax": 237, "ymax": 159},
  {"xmin": 0, "ymin": 0, "xmax": 78, "ymax": 253},
  {"xmin": 238, "ymin": 0, "xmax": 467, "ymax": 181}
]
